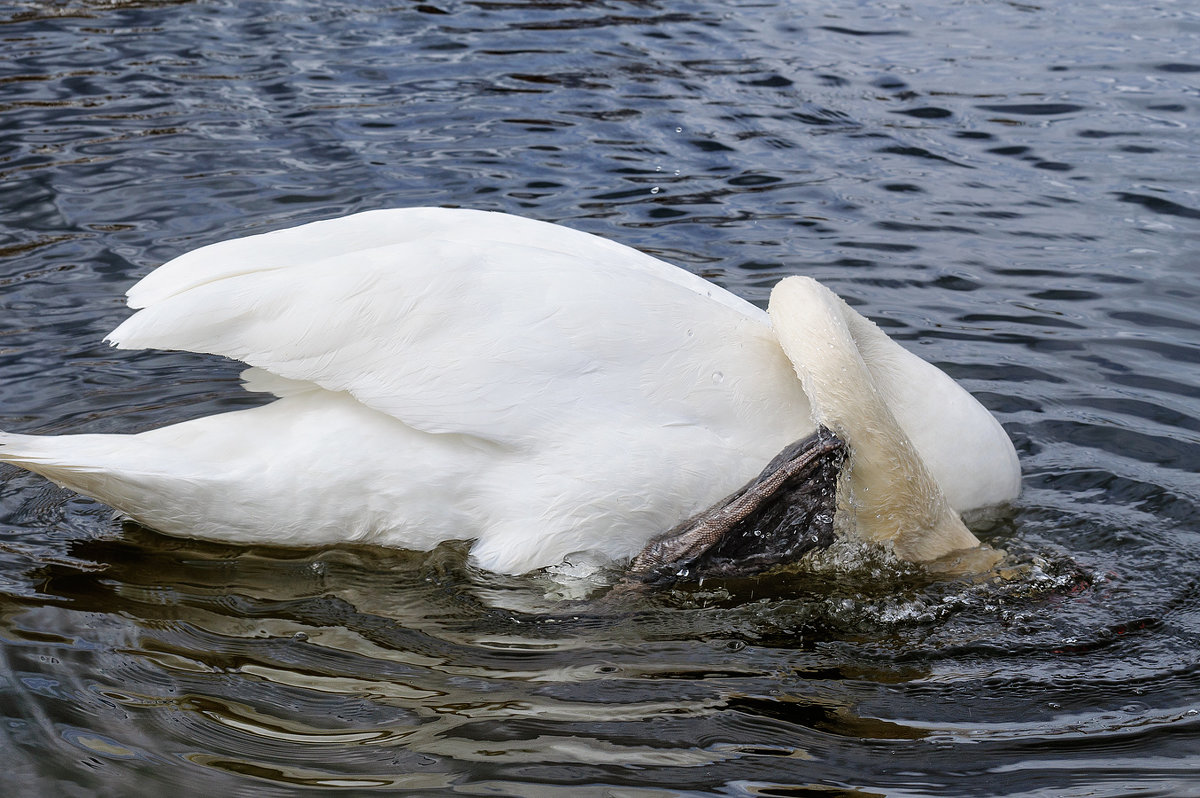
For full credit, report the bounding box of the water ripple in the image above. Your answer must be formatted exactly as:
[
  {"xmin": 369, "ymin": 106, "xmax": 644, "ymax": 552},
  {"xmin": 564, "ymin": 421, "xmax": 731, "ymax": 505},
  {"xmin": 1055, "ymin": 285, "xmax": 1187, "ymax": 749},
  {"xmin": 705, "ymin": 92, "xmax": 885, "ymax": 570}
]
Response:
[{"xmin": 1, "ymin": 0, "xmax": 1199, "ymax": 795}]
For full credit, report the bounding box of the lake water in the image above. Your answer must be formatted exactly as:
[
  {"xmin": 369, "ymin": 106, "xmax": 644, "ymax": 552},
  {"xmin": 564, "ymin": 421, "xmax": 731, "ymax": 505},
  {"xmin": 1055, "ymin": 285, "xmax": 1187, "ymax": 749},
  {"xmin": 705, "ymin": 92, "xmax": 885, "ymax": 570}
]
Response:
[{"xmin": 2, "ymin": 0, "xmax": 1199, "ymax": 795}]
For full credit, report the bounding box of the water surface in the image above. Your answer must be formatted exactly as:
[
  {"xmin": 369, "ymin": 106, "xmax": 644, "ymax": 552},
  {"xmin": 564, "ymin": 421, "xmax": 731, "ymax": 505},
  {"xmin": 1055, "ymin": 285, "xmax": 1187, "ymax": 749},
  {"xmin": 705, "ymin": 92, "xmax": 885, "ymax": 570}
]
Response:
[{"xmin": 2, "ymin": 1, "xmax": 1199, "ymax": 795}]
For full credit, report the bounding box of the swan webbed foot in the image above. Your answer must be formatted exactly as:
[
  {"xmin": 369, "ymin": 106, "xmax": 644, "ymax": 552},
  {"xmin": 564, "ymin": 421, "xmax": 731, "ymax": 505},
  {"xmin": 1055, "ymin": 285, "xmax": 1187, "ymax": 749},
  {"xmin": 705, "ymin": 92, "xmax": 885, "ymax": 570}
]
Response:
[{"xmin": 627, "ymin": 426, "xmax": 846, "ymax": 585}]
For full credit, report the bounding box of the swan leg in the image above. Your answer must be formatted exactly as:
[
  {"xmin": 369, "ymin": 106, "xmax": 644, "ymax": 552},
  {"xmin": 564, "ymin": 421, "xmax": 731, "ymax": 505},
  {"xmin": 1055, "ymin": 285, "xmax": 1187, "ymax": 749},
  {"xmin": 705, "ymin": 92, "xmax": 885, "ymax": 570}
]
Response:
[{"xmin": 627, "ymin": 427, "xmax": 846, "ymax": 584}]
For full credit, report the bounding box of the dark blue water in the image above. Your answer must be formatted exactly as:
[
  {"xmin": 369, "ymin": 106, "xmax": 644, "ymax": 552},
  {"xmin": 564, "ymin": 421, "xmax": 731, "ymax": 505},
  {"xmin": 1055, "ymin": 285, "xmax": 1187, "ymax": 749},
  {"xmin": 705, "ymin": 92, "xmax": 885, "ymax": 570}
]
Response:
[{"xmin": 2, "ymin": 1, "xmax": 1199, "ymax": 795}]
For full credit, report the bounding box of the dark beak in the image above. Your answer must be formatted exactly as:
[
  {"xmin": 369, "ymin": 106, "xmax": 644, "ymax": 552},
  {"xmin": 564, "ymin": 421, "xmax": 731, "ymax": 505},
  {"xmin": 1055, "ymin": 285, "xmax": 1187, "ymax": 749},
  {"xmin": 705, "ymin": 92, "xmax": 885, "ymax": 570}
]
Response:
[{"xmin": 627, "ymin": 426, "xmax": 847, "ymax": 585}]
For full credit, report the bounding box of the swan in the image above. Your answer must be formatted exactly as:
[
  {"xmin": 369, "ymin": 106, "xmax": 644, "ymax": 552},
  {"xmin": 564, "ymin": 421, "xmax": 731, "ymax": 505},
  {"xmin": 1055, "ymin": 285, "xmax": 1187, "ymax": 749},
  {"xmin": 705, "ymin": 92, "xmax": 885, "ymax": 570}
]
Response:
[{"xmin": 0, "ymin": 208, "xmax": 1020, "ymax": 575}]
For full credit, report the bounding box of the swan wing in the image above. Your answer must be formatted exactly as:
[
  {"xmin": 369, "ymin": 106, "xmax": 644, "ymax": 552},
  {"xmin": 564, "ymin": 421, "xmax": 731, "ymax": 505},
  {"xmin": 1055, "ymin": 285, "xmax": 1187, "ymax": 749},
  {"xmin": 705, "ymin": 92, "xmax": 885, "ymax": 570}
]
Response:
[{"xmin": 107, "ymin": 209, "xmax": 801, "ymax": 448}]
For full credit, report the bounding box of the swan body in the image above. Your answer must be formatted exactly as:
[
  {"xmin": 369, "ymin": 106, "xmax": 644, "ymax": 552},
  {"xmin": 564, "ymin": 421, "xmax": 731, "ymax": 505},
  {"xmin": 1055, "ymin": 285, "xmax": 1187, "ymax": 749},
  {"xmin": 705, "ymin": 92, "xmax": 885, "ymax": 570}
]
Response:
[{"xmin": 0, "ymin": 209, "xmax": 1020, "ymax": 573}]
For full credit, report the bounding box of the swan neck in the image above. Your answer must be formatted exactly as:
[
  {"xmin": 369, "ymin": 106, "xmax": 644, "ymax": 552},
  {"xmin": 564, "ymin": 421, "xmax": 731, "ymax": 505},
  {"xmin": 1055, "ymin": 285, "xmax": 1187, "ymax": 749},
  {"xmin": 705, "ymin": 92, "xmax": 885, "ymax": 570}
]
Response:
[{"xmin": 766, "ymin": 277, "xmax": 979, "ymax": 561}]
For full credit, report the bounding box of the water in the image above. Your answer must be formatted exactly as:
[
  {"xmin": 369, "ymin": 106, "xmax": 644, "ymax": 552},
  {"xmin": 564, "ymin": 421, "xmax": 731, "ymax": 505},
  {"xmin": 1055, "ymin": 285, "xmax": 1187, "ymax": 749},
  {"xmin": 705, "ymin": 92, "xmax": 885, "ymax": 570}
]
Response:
[{"xmin": 2, "ymin": 0, "xmax": 1199, "ymax": 795}]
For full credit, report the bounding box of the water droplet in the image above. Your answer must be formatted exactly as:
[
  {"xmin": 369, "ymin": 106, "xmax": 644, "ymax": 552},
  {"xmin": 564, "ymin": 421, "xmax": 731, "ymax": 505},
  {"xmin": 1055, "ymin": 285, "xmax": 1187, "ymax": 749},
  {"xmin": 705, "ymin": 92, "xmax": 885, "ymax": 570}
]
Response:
[
  {"xmin": 673, "ymin": 169, "xmax": 681, "ymax": 176},
  {"xmin": 675, "ymin": 127, "xmax": 683, "ymax": 133},
  {"xmin": 650, "ymin": 186, "xmax": 660, "ymax": 194},
  {"xmin": 712, "ymin": 371, "xmax": 724, "ymax": 383}
]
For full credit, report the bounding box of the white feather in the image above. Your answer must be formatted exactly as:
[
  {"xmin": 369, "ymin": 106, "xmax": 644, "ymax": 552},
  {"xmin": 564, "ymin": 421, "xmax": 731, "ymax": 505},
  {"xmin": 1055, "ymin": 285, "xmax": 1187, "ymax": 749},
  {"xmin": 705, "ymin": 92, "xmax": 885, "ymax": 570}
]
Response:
[{"xmin": 0, "ymin": 209, "xmax": 1020, "ymax": 573}]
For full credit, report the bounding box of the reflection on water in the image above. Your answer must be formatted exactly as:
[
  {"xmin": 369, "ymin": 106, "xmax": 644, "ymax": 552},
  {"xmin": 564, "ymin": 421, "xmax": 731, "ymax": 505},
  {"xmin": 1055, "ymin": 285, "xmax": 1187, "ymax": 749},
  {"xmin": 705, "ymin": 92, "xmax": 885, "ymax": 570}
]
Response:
[
  {"xmin": 2, "ymin": 0, "xmax": 1199, "ymax": 795},
  {"xmin": 4, "ymin": 518, "xmax": 1196, "ymax": 795}
]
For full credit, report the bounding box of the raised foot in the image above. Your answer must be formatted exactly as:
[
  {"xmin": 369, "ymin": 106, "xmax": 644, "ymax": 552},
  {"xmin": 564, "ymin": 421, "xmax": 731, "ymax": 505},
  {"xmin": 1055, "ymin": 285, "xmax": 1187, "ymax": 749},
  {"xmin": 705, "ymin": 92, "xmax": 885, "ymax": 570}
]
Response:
[{"xmin": 627, "ymin": 426, "xmax": 846, "ymax": 585}]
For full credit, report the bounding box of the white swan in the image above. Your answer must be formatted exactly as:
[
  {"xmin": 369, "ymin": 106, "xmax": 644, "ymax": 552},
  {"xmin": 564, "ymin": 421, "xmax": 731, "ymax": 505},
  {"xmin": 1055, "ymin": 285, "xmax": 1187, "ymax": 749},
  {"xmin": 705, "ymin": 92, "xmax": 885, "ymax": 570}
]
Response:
[{"xmin": 0, "ymin": 208, "xmax": 1020, "ymax": 574}]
